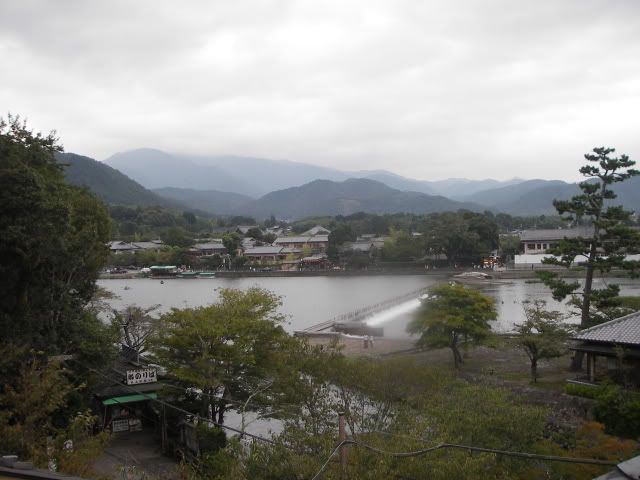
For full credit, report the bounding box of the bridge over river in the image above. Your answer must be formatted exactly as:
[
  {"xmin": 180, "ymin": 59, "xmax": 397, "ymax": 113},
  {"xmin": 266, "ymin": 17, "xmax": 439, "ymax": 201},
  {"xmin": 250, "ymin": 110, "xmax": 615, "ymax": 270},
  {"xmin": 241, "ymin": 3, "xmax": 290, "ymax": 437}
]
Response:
[{"xmin": 294, "ymin": 287, "xmax": 427, "ymax": 337}]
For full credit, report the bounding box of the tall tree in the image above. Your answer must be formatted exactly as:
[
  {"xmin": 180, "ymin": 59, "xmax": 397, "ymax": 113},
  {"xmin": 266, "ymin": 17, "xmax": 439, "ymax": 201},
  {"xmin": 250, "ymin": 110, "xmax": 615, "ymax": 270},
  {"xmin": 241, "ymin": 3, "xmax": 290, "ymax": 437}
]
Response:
[
  {"xmin": 407, "ymin": 283, "xmax": 496, "ymax": 369},
  {"xmin": 538, "ymin": 147, "xmax": 640, "ymax": 329},
  {"xmin": 0, "ymin": 115, "xmax": 112, "ymax": 353}
]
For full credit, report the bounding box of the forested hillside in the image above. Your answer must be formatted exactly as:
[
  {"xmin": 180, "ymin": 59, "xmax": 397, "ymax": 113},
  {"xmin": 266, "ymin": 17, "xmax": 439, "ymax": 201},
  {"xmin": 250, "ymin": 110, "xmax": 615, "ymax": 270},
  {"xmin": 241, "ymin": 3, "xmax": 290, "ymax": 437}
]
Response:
[{"xmin": 58, "ymin": 152, "xmax": 181, "ymax": 208}]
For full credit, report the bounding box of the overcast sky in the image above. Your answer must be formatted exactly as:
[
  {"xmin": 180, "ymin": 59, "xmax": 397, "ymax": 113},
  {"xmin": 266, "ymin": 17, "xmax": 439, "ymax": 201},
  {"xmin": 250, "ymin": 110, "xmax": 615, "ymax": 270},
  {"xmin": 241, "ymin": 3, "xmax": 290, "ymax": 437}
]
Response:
[{"xmin": 2, "ymin": 1, "xmax": 639, "ymax": 181}]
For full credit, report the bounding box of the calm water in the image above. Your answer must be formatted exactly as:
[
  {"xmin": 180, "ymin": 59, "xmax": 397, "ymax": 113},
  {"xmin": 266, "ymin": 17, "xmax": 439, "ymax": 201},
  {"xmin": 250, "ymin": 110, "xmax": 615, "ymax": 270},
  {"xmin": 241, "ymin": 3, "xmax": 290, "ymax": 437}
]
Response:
[{"xmin": 98, "ymin": 275, "xmax": 640, "ymax": 338}]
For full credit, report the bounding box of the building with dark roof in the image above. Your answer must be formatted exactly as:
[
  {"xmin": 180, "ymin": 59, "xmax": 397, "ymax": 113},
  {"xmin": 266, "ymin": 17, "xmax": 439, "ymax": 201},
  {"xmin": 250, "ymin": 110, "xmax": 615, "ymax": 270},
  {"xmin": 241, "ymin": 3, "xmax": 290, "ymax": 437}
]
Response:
[
  {"xmin": 571, "ymin": 311, "xmax": 640, "ymax": 384},
  {"xmin": 190, "ymin": 242, "xmax": 227, "ymax": 256},
  {"xmin": 243, "ymin": 246, "xmax": 286, "ymax": 262},
  {"xmin": 518, "ymin": 227, "xmax": 594, "ymax": 254},
  {"xmin": 108, "ymin": 240, "xmax": 140, "ymax": 254}
]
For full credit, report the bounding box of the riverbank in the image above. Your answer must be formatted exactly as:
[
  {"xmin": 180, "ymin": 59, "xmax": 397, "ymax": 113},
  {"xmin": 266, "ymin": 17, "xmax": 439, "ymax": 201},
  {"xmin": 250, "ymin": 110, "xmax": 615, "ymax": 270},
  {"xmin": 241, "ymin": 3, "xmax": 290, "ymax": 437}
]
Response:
[{"xmin": 99, "ymin": 266, "xmax": 610, "ymax": 280}]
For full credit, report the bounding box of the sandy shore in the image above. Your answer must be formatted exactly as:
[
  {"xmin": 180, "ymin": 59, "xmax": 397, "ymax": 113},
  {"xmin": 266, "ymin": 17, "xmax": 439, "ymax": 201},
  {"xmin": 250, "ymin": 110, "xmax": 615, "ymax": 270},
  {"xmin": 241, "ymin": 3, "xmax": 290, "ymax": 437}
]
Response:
[{"xmin": 305, "ymin": 334, "xmax": 417, "ymax": 356}]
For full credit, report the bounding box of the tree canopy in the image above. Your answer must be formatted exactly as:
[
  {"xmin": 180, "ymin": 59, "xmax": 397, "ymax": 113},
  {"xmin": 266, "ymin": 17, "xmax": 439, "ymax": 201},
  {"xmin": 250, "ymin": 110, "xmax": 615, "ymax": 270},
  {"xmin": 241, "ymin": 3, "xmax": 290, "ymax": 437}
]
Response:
[
  {"xmin": 0, "ymin": 115, "xmax": 112, "ymax": 353},
  {"xmin": 515, "ymin": 300, "xmax": 572, "ymax": 382},
  {"xmin": 408, "ymin": 283, "xmax": 496, "ymax": 368},
  {"xmin": 151, "ymin": 287, "xmax": 295, "ymax": 423}
]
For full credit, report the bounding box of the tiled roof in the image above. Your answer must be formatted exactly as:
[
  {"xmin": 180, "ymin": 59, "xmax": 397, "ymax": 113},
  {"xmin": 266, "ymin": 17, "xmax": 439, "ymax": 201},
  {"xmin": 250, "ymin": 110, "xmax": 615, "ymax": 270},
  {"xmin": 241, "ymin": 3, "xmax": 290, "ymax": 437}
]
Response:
[
  {"xmin": 108, "ymin": 241, "xmax": 139, "ymax": 250},
  {"xmin": 193, "ymin": 243, "xmax": 226, "ymax": 250},
  {"xmin": 275, "ymin": 235, "xmax": 329, "ymax": 244},
  {"xmin": 244, "ymin": 246, "xmax": 284, "ymax": 255},
  {"xmin": 302, "ymin": 225, "xmax": 331, "ymax": 235},
  {"xmin": 274, "ymin": 236, "xmax": 312, "ymax": 244},
  {"xmin": 572, "ymin": 311, "xmax": 640, "ymax": 346},
  {"xmin": 132, "ymin": 241, "xmax": 165, "ymax": 250},
  {"xmin": 518, "ymin": 227, "xmax": 594, "ymax": 242}
]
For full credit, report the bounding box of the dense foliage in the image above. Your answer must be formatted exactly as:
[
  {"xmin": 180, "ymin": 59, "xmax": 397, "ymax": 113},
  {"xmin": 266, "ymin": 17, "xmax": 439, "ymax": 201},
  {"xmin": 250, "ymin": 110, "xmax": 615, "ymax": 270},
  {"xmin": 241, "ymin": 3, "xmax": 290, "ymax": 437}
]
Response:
[
  {"xmin": 0, "ymin": 116, "xmax": 116, "ymax": 473},
  {"xmin": 567, "ymin": 383, "xmax": 640, "ymax": 439},
  {"xmin": 0, "ymin": 116, "xmax": 112, "ymax": 353},
  {"xmin": 151, "ymin": 288, "xmax": 297, "ymax": 423}
]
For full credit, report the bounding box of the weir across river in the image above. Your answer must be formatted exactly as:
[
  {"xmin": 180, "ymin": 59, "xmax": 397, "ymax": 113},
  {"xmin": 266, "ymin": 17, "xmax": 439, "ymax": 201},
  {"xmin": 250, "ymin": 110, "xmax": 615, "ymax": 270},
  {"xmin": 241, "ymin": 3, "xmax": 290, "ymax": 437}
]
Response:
[{"xmin": 294, "ymin": 286, "xmax": 427, "ymax": 336}]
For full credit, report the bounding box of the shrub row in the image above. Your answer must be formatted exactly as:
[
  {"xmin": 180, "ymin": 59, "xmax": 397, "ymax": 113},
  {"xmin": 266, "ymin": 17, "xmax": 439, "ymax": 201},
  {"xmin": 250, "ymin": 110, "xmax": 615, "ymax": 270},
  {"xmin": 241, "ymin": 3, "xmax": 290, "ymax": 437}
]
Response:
[{"xmin": 566, "ymin": 383, "xmax": 640, "ymax": 438}]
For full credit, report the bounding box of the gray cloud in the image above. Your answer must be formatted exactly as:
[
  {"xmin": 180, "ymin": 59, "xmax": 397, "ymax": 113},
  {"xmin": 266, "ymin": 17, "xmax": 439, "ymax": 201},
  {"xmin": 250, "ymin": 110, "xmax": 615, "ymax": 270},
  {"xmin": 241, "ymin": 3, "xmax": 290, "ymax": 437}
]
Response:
[{"xmin": 1, "ymin": 0, "xmax": 639, "ymax": 181}]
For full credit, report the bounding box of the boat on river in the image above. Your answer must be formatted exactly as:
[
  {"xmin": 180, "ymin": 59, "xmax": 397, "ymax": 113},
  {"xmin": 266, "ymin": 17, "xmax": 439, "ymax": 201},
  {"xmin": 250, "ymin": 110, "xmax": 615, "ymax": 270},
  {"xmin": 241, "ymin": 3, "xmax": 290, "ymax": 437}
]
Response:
[
  {"xmin": 178, "ymin": 271, "xmax": 199, "ymax": 278},
  {"xmin": 453, "ymin": 271, "xmax": 494, "ymax": 282}
]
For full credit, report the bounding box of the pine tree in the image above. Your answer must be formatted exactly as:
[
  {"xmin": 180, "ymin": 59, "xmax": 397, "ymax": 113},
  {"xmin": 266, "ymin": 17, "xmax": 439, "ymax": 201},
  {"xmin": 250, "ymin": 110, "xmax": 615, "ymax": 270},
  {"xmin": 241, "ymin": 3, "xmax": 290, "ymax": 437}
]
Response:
[{"xmin": 538, "ymin": 147, "xmax": 640, "ymax": 329}]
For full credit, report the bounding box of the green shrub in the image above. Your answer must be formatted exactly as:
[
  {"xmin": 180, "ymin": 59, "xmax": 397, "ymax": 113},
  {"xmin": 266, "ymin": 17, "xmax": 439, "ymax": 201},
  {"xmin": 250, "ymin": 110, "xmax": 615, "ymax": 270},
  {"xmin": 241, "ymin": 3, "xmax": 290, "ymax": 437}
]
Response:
[
  {"xmin": 564, "ymin": 382, "xmax": 600, "ymax": 399},
  {"xmin": 592, "ymin": 386, "xmax": 640, "ymax": 439},
  {"xmin": 197, "ymin": 423, "xmax": 227, "ymax": 454}
]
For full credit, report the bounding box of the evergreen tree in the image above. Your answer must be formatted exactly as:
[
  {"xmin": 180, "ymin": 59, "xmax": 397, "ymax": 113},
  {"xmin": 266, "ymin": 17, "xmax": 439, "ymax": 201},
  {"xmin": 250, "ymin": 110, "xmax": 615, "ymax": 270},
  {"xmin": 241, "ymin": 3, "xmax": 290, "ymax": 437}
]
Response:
[
  {"xmin": 538, "ymin": 147, "xmax": 640, "ymax": 329},
  {"xmin": 0, "ymin": 115, "xmax": 112, "ymax": 353}
]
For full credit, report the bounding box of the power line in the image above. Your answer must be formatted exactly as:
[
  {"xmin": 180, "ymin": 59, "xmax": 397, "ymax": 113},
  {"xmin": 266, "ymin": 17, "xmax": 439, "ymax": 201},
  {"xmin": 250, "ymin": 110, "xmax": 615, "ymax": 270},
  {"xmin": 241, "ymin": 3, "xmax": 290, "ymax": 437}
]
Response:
[{"xmin": 310, "ymin": 439, "xmax": 619, "ymax": 480}]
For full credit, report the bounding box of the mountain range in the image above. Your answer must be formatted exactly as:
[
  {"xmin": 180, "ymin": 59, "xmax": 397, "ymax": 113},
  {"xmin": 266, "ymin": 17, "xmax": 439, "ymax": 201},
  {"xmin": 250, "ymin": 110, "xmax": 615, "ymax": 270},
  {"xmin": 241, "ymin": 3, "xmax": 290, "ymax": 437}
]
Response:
[
  {"xmin": 58, "ymin": 148, "xmax": 640, "ymax": 220},
  {"xmin": 103, "ymin": 148, "xmax": 525, "ymax": 199}
]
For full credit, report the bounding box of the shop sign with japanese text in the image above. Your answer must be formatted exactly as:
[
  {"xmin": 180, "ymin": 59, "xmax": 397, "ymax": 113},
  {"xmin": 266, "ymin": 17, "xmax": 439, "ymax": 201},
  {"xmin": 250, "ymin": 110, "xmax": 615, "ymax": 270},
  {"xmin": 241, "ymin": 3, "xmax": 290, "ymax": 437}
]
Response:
[{"xmin": 126, "ymin": 368, "xmax": 157, "ymax": 385}]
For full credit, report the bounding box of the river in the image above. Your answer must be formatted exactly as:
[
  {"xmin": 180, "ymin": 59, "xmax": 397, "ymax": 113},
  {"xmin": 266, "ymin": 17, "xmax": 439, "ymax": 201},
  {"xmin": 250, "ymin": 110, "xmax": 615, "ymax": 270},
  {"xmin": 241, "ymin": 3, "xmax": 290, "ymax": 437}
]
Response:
[{"xmin": 98, "ymin": 275, "xmax": 640, "ymax": 338}]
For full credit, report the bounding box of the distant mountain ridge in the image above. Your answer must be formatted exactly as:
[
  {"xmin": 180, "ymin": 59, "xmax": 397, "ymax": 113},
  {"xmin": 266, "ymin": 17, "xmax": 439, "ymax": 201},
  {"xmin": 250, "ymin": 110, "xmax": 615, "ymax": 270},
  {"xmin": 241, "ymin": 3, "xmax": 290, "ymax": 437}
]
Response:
[
  {"xmin": 463, "ymin": 177, "xmax": 640, "ymax": 215},
  {"xmin": 65, "ymin": 147, "xmax": 640, "ymax": 218},
  {"xmin": 104, "ymin": 149, "xmax": 257, "ymax": 194},
  {"xmin": 234, "ymin": 178, "xmax": 484, "ymax": 219},
  {"xmin": 103, "ymin": 148, "xmax": 527, "ymax": 199}
]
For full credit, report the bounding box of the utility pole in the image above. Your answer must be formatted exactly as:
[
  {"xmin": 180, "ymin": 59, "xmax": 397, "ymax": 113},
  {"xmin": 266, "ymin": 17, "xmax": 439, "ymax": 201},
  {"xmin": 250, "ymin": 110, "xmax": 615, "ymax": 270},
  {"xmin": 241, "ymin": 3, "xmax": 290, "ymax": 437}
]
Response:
[{"xmin": 338, "ymin": 412, "xmax": 347, "ymax": 474}]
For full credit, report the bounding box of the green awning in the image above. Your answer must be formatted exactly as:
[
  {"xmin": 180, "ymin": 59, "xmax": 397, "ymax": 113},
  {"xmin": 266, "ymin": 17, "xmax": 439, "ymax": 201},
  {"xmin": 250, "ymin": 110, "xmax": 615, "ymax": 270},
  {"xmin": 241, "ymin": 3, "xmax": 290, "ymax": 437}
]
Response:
[{"xmin": 102, "ymin": 392, "xmax": 157, "ymax": 406}]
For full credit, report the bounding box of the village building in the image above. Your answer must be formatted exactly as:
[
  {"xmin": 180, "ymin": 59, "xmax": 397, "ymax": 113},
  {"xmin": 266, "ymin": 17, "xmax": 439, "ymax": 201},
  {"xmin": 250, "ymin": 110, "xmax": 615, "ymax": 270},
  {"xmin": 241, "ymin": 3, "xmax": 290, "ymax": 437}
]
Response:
[
  {"xmin": 299, "ymin": 253, "xmax": 330, "ymax": 270},
  {"xmin": 274, "ymin": 234, "xmax": 329, "ymax": 252},
  {"xmin": 132, "ymin": 239, "xmax": 165, "ymax": 252},
  {"xmin": 301, "ymin": 225, "xmax": 331, "ymax": 236},
  {"xmin": 512, "ymin": 226, "xmax": 640, "ymax": 267},
  {"xmin": 518, "ymin": 227, "xmax": 594, "ymax": 254},
  {"xmin": 570, "ymin": 310, "xmax": 640, "ymax": 385},
  {"xmin": 108, "ymin": 239, "xmax": 165, "ymax": 254},
  {"xmin": 189, "ymin": 242, "xmax": 227, "ymax": 256},
  {"xmin": 512, "ymin": 227, "xmax": 594, "ymax": 266},
  {"xmin": 108, "ymin": 240, "xmax": 140, "ymax": 254},
  {"xmin": 243, "ymin": 246, "xmax": 287, "ymax": 263},
  {"xmin": 241, "ymin": 237, "xmax": 257, "ymax": 250}
]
